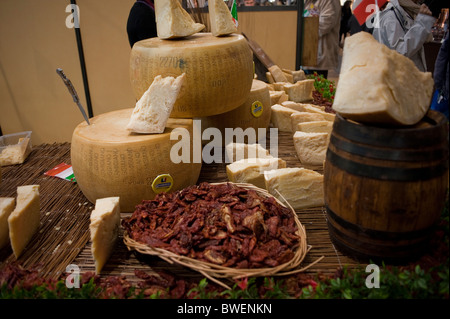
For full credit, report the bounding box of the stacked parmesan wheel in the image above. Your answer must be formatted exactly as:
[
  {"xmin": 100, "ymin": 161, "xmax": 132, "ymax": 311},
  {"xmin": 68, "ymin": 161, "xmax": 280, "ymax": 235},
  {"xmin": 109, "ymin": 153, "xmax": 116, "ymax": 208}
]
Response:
[{"xmin": 71, "ymin": 0, "xmax": 254, "ymax": 215}]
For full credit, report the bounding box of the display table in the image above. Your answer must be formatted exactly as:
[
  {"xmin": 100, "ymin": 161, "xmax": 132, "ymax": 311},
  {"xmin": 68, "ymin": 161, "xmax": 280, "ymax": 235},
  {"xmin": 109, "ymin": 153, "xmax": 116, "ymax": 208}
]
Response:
[{"xmin": 0, "ymin": 136, "xmax": 363, "ymax": 283}]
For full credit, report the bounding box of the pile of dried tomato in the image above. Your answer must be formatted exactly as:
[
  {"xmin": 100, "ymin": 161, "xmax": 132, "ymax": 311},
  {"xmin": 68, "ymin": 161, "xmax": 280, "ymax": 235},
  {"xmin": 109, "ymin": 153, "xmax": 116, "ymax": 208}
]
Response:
[{"xmin": 122, "ymin": 182, "xmax": 300, "ymax": 269}]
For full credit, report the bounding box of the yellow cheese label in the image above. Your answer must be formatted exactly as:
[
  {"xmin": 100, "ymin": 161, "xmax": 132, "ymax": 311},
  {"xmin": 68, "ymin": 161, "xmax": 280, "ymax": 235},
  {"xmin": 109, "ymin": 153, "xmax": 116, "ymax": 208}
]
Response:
[
  {"xmin": 151, "ymin": 174, "xmax": 174, "ymax": 194},
  {"xmin": 250, "ymin": 101, "xmax": 263, "ymax": 118}
]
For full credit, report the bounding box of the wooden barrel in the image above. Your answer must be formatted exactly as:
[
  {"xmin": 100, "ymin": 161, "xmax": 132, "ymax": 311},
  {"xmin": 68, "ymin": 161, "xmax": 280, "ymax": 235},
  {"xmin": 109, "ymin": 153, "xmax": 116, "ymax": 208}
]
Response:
[{"xmin": 324, "ymin": 110, "xmax": 449, "ymax": 263}]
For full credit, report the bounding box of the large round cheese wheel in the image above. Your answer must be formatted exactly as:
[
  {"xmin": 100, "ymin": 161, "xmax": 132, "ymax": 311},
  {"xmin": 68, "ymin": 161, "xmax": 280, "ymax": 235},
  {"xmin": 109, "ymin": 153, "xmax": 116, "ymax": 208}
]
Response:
[
  {"xmin": 199, "ymin": 79, "xmax": 271, "ymax": 144},
  {"xmin": 71, "ymin": 109, "xmax": 202, "ymax": 212},
  {"xmin": 130, "ymin": 33, "xmax": 254, "ymax": 118}
]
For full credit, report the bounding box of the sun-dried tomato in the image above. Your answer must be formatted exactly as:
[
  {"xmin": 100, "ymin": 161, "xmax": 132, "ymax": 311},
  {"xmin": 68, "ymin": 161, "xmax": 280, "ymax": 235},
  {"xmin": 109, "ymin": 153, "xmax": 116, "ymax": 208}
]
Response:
[{"xmin": 122, "ymin": 182, "xmax": 300, "ymax": 268}]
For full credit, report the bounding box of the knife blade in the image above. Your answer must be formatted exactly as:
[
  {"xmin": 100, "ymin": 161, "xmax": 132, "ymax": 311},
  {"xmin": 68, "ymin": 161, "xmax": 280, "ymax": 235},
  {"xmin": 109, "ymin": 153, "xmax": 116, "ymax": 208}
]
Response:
[{"xmin": 56, "ymin": 68, "xmax": 90, "ymax": 125}]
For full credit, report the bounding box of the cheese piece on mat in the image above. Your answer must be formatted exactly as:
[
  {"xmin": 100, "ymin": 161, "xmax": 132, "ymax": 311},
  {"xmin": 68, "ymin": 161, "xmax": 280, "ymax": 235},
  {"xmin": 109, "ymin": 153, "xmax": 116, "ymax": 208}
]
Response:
[
  {"xmin": 264, "ymin": 167, "xmax": 324, "ymax": 209},
  {"xmin": 268, "ymin": 65, "xmax": 288, "ymax": 83},
  {"xmin": 293, "ymin": 131, "xmax": 328, "ymax": 166},
  {"xmin": 127, "ymin": 74, "xmax": 185, "ymax": 134},
  {"xmin": 209, "ymin": 0, "xmax": 237, "ymax": 36},
  {"xmin": 281, "ymin": 101, "xmax": 305, "ymax": 112},
  {"xmin": 0, "ymin": 197, "xmax": 15, "ymax": 250},
  {"xmin": 90, "ymin": 197, "xmax": 121, "ymax": 274},
  {"xmin": 283, "ymin": 79, "xmax": 315, "ymax": 102},
  {"xmin": 297, "ymin": 121, "xmax": 333, "ymax": 134},
  {"xmin": 225, "ymin": 142, "xmax": 272, "ymax": 163},
  {"xmin": 8, "ymin": 185, "xmax": 40, "ymax": 258},
  {"xmin": 270, "ymin": 104, "xmax": 300, "ymax": 132},
  {"xmin": 332, "ymin": 32, "xmax": 434, "ymax": 126},
  {"xmin": 302, "ymin": 104, "xmax": 336, "ymax": 121},
  {"xmin": 290, "ymin": 112, "xmax": 325, "ymax": 131},
  {"xmin": 155, "ymin": 0, "xmax": 205, "ymax": 39},
  {"xmin": 227, "ymin": 157, "xmax": 287, "ymax": 189},
  {"xmin": 269, "ymin": 90, "xmax": 288, "ymax": 105}
]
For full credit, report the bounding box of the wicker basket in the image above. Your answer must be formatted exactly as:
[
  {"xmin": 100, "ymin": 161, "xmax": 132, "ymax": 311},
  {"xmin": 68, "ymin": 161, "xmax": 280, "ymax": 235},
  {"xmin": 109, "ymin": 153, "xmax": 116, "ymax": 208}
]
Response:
[{"xmin": 123, "ymin": 182, "xmax": 323, "ymax": 289}]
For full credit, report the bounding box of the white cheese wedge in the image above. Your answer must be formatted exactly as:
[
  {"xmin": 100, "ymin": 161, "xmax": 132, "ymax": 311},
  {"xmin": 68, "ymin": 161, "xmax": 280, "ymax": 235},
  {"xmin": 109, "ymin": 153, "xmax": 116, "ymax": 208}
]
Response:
[
  {"xmin": 297, "ymin": 121, "xmax": 333, "ymax": 134},
  {"xmin": 281, "ymin": 101, "xmax": 305, "ymax": 112},
  {"xmin": 209, "ymin": 0, "xmax": 237, "ymax": 36},
  {"xmin": 155, "ymin": 0, "xmax": 205, "ymax": 39},
  {"xmin": 225, "ymin": 142, "xmax": 272, "ymax": 163},
  {"xmin": 282, "ymin": 68, "xmax": 306, "ymax": 82},
  {"xmin": 290, "ymin": 112, "xmax": 325, "ymax": 131},
  {"xmin": 293, "ymin": 131, "xmax": 328, "ymax": 166},
  {"xmin": 268, "ymin": 65, "xmax": 288, "ymax": 82},
  {"xmin": 264, "ymin": 167, "xmax": 324, "ymax": 210},
  {"xmin": 226, "ymin": 157, "xmax": 286, "ymax": 189},
  {"xmin": 7, "ymin": 185, "xmax": 40, "ymax": 258},
  {"xmin": 0, "ymin": 197, "xmax": 15, "ymax": 250},
  {"xmin": 283, "ymin": 79, "xmax": 315, "ymax": 103},
  {"xmin": 269, "ymin": 91, "xmax": 289, "ymax": 106},
  {"xmin": 332, "ymin": 32, "xmax": 434, "ymax": 126},
  {"xmin": 127, "ymin": 74, "xmax": 185, "ymax": 134},
  {"xmin": 270, "ymin": 104, "xmax": 300, "ymax": 132},
  {"xmin": 90, "ymin": 197, "xmax": 121, "ymax": 274},
  {"xmin": 302, "ymin": 104, "xmax": 336, "ymax": 121},
  {"xmin": 266, "ymin": 72, "xmax": 275, "ymax": 84}
]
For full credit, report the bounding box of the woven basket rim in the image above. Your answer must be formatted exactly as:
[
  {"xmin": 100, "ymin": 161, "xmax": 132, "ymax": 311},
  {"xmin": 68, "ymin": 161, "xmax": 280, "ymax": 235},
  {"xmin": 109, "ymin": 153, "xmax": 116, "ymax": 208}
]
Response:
[{"xmin": 122, "ymin": 182, "xmax": 322, "ymax": 289}]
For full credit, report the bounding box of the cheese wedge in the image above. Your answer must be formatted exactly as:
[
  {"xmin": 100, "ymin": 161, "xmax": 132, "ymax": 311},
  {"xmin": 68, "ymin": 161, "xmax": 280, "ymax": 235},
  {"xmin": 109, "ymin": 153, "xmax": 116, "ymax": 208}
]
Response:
[
  {"xmin": 282, "ymin": 68, "xmax": 306, "ymax": 82},
  {"xmin": 302, "ymin": 104, "xmax": 336, "ymax": 121},
  {"xmin": 8, "ymin": 185, "xmax": 40, "ymax": 258},
  {"xmin": 127, "ymin": 74, "xmax": 185, "ymax": 134},
  {"xmin": 281, "ymin": 101, "xmax": 305, "ymax": 112},
  {"xmin": 290, "ymin": 112, "xmax": 325, "ymax": 131},
  {"xmin": 332, "ymin": 32, "xmax": 434, "ymax": 126},
  {"xmin": 225, "ymin": 142, "xmax": 272, "ymax": 163},
  {"xmin": 264, "ymin": 167, "xmax": 324, "ymax": 210},
  {"xmin": 297, "ymin": 121, "xmax": 333, "ymax": 134},
  {"xmin": 155, "ymin": 0, "xmax": 205, "ymax": 39},
  {"xmin": 0, "ymin": 197, "xmax": 15, "ymax": 250},
  {"xmin": 226, "ymin": 157, "xmax": 286, "ymax": 189},
  {"xmin": 209, "ymin": 0, "xmax": 237, "ymax": 36},
  {"xmin": 90, "ymin": 197, "xmax": 121, "ymax": 274},
  {"xmin": 283, "ymin": 79, "xmax": 315, "ymax": 103},
  {"xmin": 269, "ymin": 91, "xmax": 289, "ymax": 106},
  {"xmin": 293, "ymin": 131, "xmax": 328, "ymax": 166},
  {"xmin": 268, "ymin": 65, "xmax": 288, "ymax": 82},
  {"xmin": 270, "ymin": 104, "xmax": 300, "ymax": 132}
]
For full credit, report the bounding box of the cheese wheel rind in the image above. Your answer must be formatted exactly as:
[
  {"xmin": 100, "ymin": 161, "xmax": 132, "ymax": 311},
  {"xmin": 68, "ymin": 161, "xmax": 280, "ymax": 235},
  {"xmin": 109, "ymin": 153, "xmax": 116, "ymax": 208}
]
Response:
[{"xmin": 71, "ymin": 109, "xmax": 202, "ymax": 212}]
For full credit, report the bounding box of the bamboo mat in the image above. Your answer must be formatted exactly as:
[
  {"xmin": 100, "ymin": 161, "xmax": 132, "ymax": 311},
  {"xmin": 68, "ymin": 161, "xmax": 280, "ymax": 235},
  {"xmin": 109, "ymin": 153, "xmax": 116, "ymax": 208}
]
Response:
[{"xmin": 0, "ymin": 135, "xmax": 363, "ymax": 284}]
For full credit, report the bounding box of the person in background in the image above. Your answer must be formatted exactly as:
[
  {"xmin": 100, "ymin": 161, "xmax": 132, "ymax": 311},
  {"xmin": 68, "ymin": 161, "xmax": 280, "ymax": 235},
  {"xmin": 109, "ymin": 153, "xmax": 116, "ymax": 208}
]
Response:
[
  {"xmin": 431, "ymin": 30, "xmax": 449, "ymax": 118},
  {"xmin": 304, "ymin": 0, "xmax": 341, "ymax": 78},
  {"xmin": 127, "ymin": 0, "xmax": 157, "ymax": 48},
  {"xmin": 372, "ymin": 0, "xmax": 436, "ymax": 72},
  {"xmin": 340, "ymin": 1, "xmax": 353, "ymax": 44}
]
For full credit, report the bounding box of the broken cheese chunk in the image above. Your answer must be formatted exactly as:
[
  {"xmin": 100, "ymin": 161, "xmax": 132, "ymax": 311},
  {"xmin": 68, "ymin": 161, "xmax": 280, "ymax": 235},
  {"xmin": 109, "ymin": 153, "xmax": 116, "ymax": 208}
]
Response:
[
  {"xmin": 293, "ymin": 131, "xmax": 328, "ymax": 166},
  {"xmin": 225, "ymin": 142, "xmax": 272, "ymax": 163},
  {"xmin": 90, "ymin": 197, "xmax": 121, "ymax": 274},
  {"xmin": 290, "ymin": 112, "xmax": 325, "ymax": 131},
  {"xmin": 332, "ymin": 32, "xmax": 434, "ymax": 126},
  {"xmin": 283, "ymin": 79, "xmax": 315, "ymax": 103},
  {"xmin": 0, "ymin": 197, "xmax": 15, "ymax": 250},
  {"xmin": 226, "ymin": 157, "xmax": 287, "ymax": 189},
  {"xmin": 270, "ymin": 104, "xmax": 300, "ymax": 132},
  {"xmin": 209, "ymin": 0, "xmax": 237, "ymax": 36},
  {"xmin": 8, "ymin": 185, "xmax": 40, "ymax": 258},
  {"xmin": 297, "ymin": 121, "xmax": 333, "ymax": 134},
  {"xmin": 127, "ymin": 74, "xmax": 185, "ymax": 134},
  {"xmin": 264, "ymin": 167, "xmax": 324, "ymax": 210},
  {"xmin": 155, "ymin": 0, "xmax": 205, "ymax": 39}
]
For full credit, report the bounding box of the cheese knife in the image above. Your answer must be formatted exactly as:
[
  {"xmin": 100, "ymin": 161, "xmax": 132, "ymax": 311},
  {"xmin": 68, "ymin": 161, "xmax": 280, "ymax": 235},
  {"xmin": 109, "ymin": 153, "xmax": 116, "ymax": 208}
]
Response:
[{"xmin": 56, "ymin": 68, "xmax": 90, "ymax": 125}]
